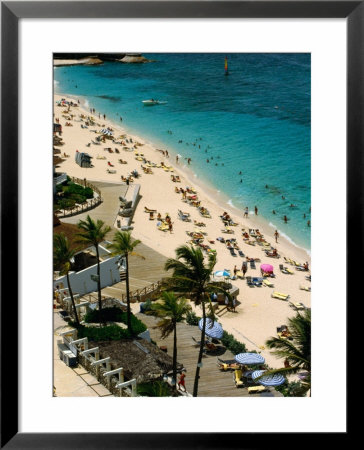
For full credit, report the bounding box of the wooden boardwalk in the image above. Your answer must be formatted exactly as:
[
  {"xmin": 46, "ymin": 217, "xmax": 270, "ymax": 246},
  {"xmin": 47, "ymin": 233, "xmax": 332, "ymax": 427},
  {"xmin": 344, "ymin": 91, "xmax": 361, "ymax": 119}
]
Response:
[{"xmin": 137, "ymin": 313, "xmax": 282, "ymax": 397}]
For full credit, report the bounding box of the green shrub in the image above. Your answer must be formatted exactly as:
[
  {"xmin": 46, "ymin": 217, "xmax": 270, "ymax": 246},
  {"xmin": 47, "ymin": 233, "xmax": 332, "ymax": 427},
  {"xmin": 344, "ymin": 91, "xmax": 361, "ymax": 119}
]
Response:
[
  {"xmin": 220, "ymin": 331, "xmax": 247, "ymax": 354},
  {"xmin": 84, "ymin": 187, "xmax": 94, "ymax": 199},
  {"xmin": 83, "ymin": 307, "xmax": 147, "ymax": 335},
  {"xmin": 137, "ymin": 380, "xmax": 171, "ymax": 397},
  {"xmin": 185, "ymin": 311, "xmax": 200, "ymax": 326},
  {"xmin": 76, "ymin": 324, "xmax": 130, "ymax": 340}
]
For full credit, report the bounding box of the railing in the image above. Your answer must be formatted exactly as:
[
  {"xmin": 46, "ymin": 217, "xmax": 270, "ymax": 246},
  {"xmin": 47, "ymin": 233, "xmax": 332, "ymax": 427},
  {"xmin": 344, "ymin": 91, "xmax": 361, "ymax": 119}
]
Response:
[
  {"xmin": 55, "ymin": 178, "xmax": 102, "ymax": 218},
  {"xmin": 121, "ymin": 280, "xmax": 163, "ymax": 303}
]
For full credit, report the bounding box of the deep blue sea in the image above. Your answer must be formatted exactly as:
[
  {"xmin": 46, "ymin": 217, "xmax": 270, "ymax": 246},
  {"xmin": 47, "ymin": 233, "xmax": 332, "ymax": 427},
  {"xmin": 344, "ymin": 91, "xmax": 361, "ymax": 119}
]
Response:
[{"xmin": 54, "ymin": 53, "xmax": 311, "ymax": 251}]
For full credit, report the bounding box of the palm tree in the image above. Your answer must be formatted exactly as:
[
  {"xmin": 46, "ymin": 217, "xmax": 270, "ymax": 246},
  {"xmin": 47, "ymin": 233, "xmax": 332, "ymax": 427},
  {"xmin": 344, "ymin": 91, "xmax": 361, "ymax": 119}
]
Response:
[
  {"xmin": 164, "ymin": 245, "xmax": 231, "ymax": 397},
  {"xmin": 76, "ymin": 215, "xmax": 111, "ymax": 324},
  {"xmin": 150, "ymin": 291, "xmax": 191, "ymax": 391},
  {"xmin": 108, "ymin": 230, "xmax": 143, "ymax": 334},
  {"xmin": 262, "ymin": 309, "xmax": 311, "ymax": 396},
  {"xmin": 53, "ymin": 233, "xmax": 80, "ymax": 326}
]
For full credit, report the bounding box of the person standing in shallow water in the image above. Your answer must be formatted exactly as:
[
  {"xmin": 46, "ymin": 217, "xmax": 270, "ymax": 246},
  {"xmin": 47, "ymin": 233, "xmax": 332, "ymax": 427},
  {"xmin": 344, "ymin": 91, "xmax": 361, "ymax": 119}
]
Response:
[
  {"xmin": 244, "ymin": 207, "xmax": 249, "ymax": 218},
  {"xmin": 254, "ymin": 206, "xmax": 258, "ymax": 215}
]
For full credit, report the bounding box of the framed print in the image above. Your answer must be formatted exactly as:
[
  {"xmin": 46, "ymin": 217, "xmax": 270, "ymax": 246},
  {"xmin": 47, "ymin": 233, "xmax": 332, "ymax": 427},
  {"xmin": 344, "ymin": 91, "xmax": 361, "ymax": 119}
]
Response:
[{"xmin": 1, "ymin": 1, "xmax": 358, "ymax": 448}]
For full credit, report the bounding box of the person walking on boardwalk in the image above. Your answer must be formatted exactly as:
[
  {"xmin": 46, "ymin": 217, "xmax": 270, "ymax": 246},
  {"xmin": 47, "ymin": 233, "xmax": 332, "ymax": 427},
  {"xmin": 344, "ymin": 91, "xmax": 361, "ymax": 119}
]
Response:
[{"xmin": 178, "ymin": 371, "xmax": 186, "ymax": 392}]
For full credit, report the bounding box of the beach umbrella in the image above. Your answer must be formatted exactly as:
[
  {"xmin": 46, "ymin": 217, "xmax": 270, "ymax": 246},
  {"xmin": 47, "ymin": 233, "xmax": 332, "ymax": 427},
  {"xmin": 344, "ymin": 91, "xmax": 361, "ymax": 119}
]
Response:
[
  {"xmin": 260, "ymin": 263, "xmax": 274, "ymax": 274},
  {"xmin": 235, "ymin": 353, "xmax": 265, "ymax": 365},
  {"xmin": 251, "ymin": 370, "xmax": 286, "ymax": 386},
  {"xmin": 214, "ymin": 270, "xmax": 230, "ymax": 278},
  {"xmin": 198, "ymin": 318, "xmax": 223, "ymax": 339}
]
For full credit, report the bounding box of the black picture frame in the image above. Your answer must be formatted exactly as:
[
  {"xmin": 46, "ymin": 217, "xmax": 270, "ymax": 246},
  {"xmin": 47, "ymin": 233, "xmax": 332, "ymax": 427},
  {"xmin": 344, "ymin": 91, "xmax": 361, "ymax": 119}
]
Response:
[{"xmin": 1, "ymin": 1, "xmax": 357, "ymax": 448}]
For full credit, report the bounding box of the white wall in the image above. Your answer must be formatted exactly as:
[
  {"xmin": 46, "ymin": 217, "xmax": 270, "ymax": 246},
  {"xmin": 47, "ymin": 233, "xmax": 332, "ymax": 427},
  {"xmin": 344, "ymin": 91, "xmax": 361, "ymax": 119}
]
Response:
[{"xmin": 54, "ymin": 256, "xmax": 120, "ymax": 295}]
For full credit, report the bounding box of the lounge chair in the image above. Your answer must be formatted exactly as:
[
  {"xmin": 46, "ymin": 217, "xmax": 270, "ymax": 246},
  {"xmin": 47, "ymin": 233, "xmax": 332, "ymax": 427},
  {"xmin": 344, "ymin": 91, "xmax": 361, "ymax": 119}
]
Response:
[
  {"xmin": 252, "ymin": 277, "xmax": 263, "ymax": 287},
  {"xmin": 262, "ymin": 279, "xmax": 274, "ymax": 288},
  {"xmin": 229, "ymin": 248, "xmax": 237, "ymax": 257},
  {"xmin": 238, "ymin": 250, "xmax": 245, "ymax": 257},
  {"xmin": 271, "ymin": 291, "xmax": 290, "ymax": 301},
  {"xmin": 217, "ymin": 357, "xmax": 240, "ymax": 371},
  {"xmin": 236, "ymin": 270, "xmax": 245, "ymax": 279},
  {"xmin": 246, "ymin": 276, "xmax": 254, "ymax": 287},
  {"xmin": 289, "ymin": 301, "xmax": 306, "ymax": 310},
  {"xmin": 299, "ymin": 285, "xmax": 311, "ymax": 291},
  {"xmin": 233, "ymin": 369, "xmax": 244, "ymax": 388},
  {"xmin": 250, "ymin": 260, "xmax": 256, "ymax": 269},
  {"xmin": 279, "ymin": 264, "xmax": 292, "ymax": 274},
  {"xmin": 248, "ymin": 385, "xmax": 268, "ymax": 394},
  {"xmin": 107, "ymin": 169, "xmax": 116, "ymax": 174}
]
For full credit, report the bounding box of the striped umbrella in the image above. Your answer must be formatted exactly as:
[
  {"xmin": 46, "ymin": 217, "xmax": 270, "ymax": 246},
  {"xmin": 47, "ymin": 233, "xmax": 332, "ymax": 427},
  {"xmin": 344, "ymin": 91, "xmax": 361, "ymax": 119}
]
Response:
[
  {"xmin": 235, "ymin": 353, "xmax": 265, "ymax": 365},
  {"xmin": 251, "ymin": 370, "xmax": 286, "ymax": 386},
  {"xmin": 198, "ymin": 318, "xmax": 223, "ymax": 339}
]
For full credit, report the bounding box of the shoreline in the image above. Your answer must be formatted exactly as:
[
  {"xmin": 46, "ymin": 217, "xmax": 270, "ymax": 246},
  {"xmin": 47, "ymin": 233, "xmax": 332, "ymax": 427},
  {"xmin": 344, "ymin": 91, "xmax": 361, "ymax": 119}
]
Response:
[
  {"xmin": 54, "ymin": 93, "xmax": 311, "ymax": 369},
  {"xmin": 55, "ymin": 89, "xmax": 310, "ymax": 257}
]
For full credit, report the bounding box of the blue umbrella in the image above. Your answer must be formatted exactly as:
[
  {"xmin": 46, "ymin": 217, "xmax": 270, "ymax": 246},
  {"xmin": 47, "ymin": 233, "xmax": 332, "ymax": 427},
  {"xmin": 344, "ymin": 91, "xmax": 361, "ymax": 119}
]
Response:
[
  {"xmin": 198, "ymin": 318, "xmax": 223, "ymax": 339},
  {"xmin": 251, "ymin": 370, "xmax": 286, "ymax": 386},
  {"xmin": 214, "ymin": 270, "xmax": 230, "ymax": 278},
  {"xmin": 235, "ymin": 353, "xmax": 265, "ymax": 365}
]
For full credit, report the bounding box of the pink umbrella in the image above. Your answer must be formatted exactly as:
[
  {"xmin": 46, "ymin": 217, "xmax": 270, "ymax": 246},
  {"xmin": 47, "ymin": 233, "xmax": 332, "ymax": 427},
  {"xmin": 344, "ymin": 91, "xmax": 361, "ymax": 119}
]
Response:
[{"xmin": 260, "ymin": 263, "xmax": 274, "ymax": 274}]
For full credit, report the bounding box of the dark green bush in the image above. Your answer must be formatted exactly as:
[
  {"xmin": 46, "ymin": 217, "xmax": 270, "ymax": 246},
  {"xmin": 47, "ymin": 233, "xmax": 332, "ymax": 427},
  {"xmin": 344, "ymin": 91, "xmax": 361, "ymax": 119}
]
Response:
[
  {"xmin": 76, "ymin": 323, "xmax": 131, "ymax": 340},
  {"xmin": 185, "ymin": 311, "xmax": 200, "ymax": 326},
  {"xmin": 83, "ymin": 307, "xmax": 147, "ymax": 335},
  {"xmin": 220, "ymin": 331, "xmax": 247, "ymax": 354},
  {"xmin": 84, "ymin": 187, "xmax": 94, "ymax": 199}
]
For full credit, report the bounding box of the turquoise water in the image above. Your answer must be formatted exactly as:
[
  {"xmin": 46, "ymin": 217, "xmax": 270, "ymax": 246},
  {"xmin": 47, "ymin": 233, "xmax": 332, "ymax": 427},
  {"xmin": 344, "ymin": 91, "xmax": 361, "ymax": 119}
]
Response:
[{"xmin": 54, "ymin": 53, "xmax": 311, "ymax": 250}]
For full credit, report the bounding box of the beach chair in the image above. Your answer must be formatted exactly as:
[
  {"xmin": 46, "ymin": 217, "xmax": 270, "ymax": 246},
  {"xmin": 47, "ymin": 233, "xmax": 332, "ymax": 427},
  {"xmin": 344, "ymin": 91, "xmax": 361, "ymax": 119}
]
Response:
[
  {"xmin": 271, "ymin": 291, "xmax": 290, "ymax": 301},
  {"xmin": 107, "ymin": 169, "xmax": 116, "ymax": 174},
  {"xmin": 248, "ymin": 385, "xmax": 268, "ymax": 394},
  {"xmin": 246, "ymin": 276, "xmax": 254, "ymax": 287},
  {"xmin": 289, "ymin": 301, "xmax": 306, "ymax": 310},
  {"xmin": 250, "ymin": 260, "xmax": 256, "ymax": 269},
  {"xmin": 229, "ymin": 248, "xmax": 237, "ymax": 257},
  {"xmin": 236, "ymin": 270, "xmax": 245, "ymax": 279},
  {"xmin": 299, "ymin": 285, "xmax": 311, "ymax": 292},
  {"xmin": 217, "ymin": 357, "xmax": 240, "ymax": 371},
  {"xmin": 279, "ymin": 264, "xmax": 290, "ymax": 274},
  {"xmin": 262, "ymin": 278, "xmax": 274, "ymax": 288},
  {"xmin": 233, "ymin": 369, "xmax": 244, "ymax": 388},
  {"xmin": 252, "ymin": 277, "xmax": 263, "ymax": 287},
  {"xmin": 238, "ymin": 250, "xmax": 245, "ymax": 257}
]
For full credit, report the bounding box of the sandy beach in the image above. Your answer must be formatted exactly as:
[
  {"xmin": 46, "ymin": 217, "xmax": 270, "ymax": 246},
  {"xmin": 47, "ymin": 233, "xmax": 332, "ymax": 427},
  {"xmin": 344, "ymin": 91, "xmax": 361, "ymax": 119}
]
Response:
[{"xmin": 54, "ymin": 94, "xmax": 311, "ymax": 369}]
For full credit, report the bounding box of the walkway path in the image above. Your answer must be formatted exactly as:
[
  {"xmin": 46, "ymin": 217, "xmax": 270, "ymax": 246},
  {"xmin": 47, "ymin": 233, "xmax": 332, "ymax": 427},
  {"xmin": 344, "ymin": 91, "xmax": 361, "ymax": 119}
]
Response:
[{"xmin": 53, "ymin": 310, "xmax": 112, "ymax": 397}]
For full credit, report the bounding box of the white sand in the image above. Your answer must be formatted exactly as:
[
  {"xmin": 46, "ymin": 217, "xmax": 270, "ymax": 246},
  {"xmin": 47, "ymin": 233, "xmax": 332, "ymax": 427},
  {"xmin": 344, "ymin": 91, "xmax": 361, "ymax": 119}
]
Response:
[{"xmin": 54, "ymin": 94, "xmax": 311, "ymax": 369}]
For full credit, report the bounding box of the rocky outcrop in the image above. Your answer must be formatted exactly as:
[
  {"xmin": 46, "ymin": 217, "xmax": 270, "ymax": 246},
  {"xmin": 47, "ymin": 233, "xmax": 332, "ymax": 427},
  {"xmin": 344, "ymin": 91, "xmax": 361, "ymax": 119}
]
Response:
[
  {"xmin": 118, "ymin": 54, "xmax": 151, "ymax": 64},
  {"xmin": 53, "ymin": 57, "xmax": 103, "ymax": 67}
]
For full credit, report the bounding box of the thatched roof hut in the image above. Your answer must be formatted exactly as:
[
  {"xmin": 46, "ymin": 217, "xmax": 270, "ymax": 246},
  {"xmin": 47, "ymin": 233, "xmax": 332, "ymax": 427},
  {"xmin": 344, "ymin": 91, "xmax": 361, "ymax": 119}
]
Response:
[{"xmin": 95, "ymin": 339, "xmax": 183, "ymax": 383}]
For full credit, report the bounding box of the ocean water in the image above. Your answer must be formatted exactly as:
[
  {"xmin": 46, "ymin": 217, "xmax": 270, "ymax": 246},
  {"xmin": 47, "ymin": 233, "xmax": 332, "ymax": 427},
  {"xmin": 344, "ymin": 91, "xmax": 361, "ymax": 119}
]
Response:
[{"xmin": 54, "ymin": 53, "xmax": 311, "ymax": 250}]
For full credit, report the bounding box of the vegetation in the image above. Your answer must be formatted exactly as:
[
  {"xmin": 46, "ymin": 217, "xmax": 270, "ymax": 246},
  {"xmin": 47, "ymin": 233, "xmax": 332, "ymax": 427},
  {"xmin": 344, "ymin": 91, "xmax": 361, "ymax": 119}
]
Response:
[
  {"xmin": 164, "ymin": 245, "xmax": 231, "ymax": 397},
  {"xmin": 53, "ymin": 233, "xmax": 80, "ymax": 326},
  {"xmin": 262, "ymin": 309, "xmax": 311, "ymax": 397},
  {"xmin": 220, "ymin": 331, "xmax": 247, "ymax": 355},
  {"xmin": 74, "ymin": 307, "xmax": 147, "ymax": 340},
  {"xmin": 149, "ymin": 292, "xmax": 191, "ymax": 391},
  {"xmin": 54, "ymin": 180, "xmax": 94, "ymax": 211},
  {"xmin": 108, "ymin": 231, "xmax": 144, "ymax": 335},
  {"xmin": 136, "ymin": 380, "xmax": 171, "ymax": 397},
  {"xmin": 185, "ymin": 310, "xmax": 200, "ymax": 326},
  {"xmin": 76, "ymin": 215, "xmax": 111, "ymax": 325}
]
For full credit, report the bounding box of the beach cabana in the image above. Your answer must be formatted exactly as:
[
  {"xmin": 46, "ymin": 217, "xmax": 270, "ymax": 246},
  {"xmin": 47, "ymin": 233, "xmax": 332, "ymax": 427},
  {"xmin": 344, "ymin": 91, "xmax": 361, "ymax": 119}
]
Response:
[
  {"xmin": 198, "ymin": 318, "xmax": 223, "ymax": 339},
  {"xmin": 251, "ymin": 370, "xmax": 286, "ymax": 386},
  {"xmin": 235, "ymin": 353, "xmax": 265, "ymax": 365}
]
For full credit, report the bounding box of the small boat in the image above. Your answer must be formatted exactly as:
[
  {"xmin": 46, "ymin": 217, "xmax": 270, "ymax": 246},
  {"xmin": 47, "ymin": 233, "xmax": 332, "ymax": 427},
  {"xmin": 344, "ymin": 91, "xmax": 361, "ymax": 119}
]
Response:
[{"xmin": 142, "ymin": 99, "xmax": 167, "ymax": 106}]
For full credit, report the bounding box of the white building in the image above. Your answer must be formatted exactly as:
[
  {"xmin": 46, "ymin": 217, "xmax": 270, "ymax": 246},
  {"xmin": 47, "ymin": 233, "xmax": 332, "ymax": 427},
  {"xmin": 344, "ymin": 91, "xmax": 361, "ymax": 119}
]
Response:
[{"xmin": 54, "ymin": 241, "xmax": 125, "ymax": 295}]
